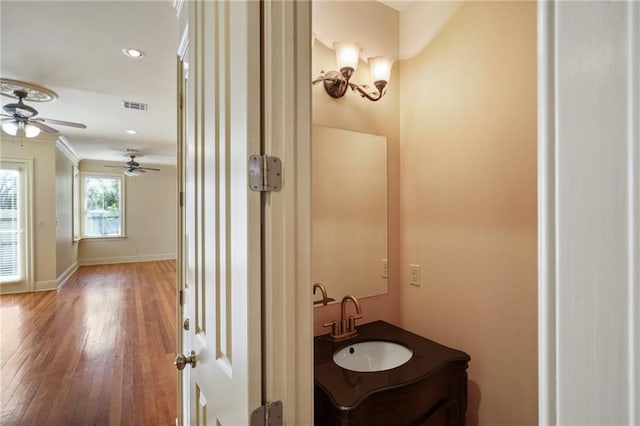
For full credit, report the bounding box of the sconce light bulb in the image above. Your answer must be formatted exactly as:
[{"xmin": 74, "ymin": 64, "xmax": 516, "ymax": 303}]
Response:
[
  {"xmin": 333, "ymin": 41, "xmax": 362, "ymax": 72},
  {"xmin": 368, "ymin": 56, "xmax": 393, "ymax": 85}
]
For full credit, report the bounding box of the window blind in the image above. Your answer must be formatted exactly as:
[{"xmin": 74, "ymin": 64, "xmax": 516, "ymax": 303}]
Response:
[{"xmin": 0, "ymin": 169, "xmax": 20, "ymax": 281}]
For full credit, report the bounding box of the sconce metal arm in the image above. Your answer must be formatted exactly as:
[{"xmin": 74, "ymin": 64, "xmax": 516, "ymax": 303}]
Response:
[
  {"xmin": 312, "ymin": 68, "xmax": 387, "ymax": 102},
  {"xmin": 348, "ymin": 81, "xmax": 387, "ymax": 102}
]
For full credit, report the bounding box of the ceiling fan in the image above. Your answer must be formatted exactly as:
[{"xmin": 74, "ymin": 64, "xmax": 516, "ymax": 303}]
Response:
[
  {"xmin": 105, "ymin": 155, "xmax": 160, "ymax": 177},
  {"xmin": 1, "ymin": 89, "xmax": 86, "ymax": 138}
]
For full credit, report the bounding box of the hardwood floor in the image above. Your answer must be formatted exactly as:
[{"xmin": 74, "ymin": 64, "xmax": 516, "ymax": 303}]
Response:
[{"xmin": 0, "ymin": 261, "xmax": 177, "ymax": 425}]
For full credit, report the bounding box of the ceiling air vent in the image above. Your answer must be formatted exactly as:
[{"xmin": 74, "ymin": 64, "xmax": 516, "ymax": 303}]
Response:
[{"xmin": 122, "ymin": 100, "xmax": 148, "ymax": 111}]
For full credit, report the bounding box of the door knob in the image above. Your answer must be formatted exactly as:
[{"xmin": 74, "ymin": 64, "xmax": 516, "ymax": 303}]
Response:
[{"xmin": 174, "ymin": 350, "xmax": 196, "ymax": 370}]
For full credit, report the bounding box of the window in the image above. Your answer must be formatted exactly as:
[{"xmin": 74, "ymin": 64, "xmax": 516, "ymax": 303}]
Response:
[
  {"xmin": 0, "ymin": 160, "xmax": 30, "ymax": 286},
  {"xmin": 82, "ymin": 174, "xmax": 124, "ymax": 238},
  {"xmin": 72, "ymin": 166, "xmax": 80, "ymax": 241},
  {"xmin": 0, "ymin": 167, "xmax": 20, "ymax": 281}
]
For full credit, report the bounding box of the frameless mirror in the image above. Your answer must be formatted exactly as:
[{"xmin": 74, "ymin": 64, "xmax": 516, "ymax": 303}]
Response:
[{"xmin": 312, "ymin": 125, "xmax": 388, "ymax": 305}]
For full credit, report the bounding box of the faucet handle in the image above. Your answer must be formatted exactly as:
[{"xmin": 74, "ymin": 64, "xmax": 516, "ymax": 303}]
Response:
[
  {"xmin": 323, "ymin": 320, "xmax": 338, "ymax": 337},
  {"xmin": 347, "ymin": 314, "xmax": 363, "ymax": 332}
]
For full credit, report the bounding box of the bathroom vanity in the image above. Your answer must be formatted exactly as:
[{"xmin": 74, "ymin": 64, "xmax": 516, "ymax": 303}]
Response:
[{"xmin": 314, "ymin": 321, "xmax": 470, "ymax": 426}]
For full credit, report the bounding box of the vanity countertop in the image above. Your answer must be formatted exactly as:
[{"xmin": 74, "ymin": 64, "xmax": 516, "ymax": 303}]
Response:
[{"xmin": 314, "ymin": 320, "xmax": 471, "ymax": 410}]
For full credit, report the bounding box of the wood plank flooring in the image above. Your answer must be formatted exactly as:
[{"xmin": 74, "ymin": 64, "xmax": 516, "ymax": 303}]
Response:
[{"xmin": 0, "ymin": 261, "xmax": 177, "ymax": 425}]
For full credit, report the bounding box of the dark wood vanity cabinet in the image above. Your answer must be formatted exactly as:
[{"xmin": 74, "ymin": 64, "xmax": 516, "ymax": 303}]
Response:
[{"xmin": 314, "ymin": 321, "xmax": 470, "ymax": 426}]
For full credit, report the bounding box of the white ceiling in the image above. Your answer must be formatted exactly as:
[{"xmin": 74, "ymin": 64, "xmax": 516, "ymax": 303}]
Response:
[
  {"xmin": 314, "ymin": 0, "xmax": 463, "ymax": 61},
  {"xmin": 378, "ymin": 0, "xmax": 414, "ymax": 12},
  {"xmin": 0, "ymin": 1, "xmax": 179, "ymax": 166}
]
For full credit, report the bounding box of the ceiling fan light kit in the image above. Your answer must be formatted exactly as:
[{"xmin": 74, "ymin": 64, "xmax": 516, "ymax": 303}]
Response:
[{"xmin": 2, "ymin": 121, "xmax": 40, "ymax": 138}]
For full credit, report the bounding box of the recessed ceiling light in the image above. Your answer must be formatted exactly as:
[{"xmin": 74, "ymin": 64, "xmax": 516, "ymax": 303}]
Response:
[
  {"xmin": 122, "ymin": 48, "xmax": 145, "ymax": 58},
  {"xmin": 125, "ymin": 130, "xmax": 137, "ymax": 135}
]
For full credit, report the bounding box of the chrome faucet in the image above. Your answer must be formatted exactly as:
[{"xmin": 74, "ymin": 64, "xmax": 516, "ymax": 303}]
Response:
[
  {"xmin": 313, "ymin": 283, "xmax": 335, "ymax": 306},
  {"xmin": 323, "ymin": 294, "xmax": 363, "ymax": 341}
]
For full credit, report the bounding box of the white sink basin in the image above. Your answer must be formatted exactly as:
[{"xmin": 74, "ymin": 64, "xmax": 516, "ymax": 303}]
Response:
[{"xmin": 333, "ymin": 341, "xmax": 413, "ymax": 372}]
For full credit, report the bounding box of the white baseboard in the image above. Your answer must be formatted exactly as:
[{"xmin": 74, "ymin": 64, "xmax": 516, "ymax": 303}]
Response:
[
  {"xmin": 34, "ymin": 280, "xmax": 58, "ymax": 292},
  {"xmin": 78, "ymin": 253, "xmax": 176, "ymax": 266},
  {"xmin": 57, "ymin": 261, "xmax": 79, "ymax": 289}
]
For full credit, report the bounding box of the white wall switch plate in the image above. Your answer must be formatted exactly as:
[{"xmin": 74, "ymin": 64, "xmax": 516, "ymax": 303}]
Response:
[
  {"xmin": 382, "ymin": 259, "xmax": 388, "ymax": 278},
  {"xmin": 409, "ymin": 264, "xmax": 421, "ymax": 286}
]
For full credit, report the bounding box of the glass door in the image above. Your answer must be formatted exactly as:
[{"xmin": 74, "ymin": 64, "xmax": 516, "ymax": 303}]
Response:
[{"xmin": 0, "ymin": 160, "xmax": 32, "ymax": 294}]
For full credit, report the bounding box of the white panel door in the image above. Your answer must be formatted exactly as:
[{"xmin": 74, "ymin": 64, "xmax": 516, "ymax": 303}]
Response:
[{"xmin": 180, "ymin": 0, "xmax": 261, "ymax": 424}]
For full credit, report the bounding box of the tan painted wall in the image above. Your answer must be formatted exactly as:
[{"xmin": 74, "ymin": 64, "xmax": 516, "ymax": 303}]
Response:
[
  {"xmin": 78, "ymin": 160, "xmax": 176, "ymax": 264},
  {"xmin": 0, "ymin": 136, "xmax": 57, "ymax": 286},
  {"xmin": 55, "ymin": 148, "xmax": 78, "ymax": 278},
  {"xmin": 398, "ymin": 2, "xmax": 537, "ymax": 425},
  {"xmin": 312, "ymin": 0, "xmax": 400, "ymax": 335}
]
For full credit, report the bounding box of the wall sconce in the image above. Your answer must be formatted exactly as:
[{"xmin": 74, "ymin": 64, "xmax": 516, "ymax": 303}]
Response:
[{"xmin": 312, "ymin": 41, "xmax": 393, "ymax": 102}]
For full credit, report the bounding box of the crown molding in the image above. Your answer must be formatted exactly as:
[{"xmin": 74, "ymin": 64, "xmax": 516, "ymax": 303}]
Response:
[{"xmin": 55, "ymin": 136, "xmax": 80, "ymax": 165}]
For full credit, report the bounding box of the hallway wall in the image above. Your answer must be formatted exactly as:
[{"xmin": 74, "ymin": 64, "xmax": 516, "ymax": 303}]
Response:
[
  {"xmin": 55, "ymin": 147, "xmax": 78, "ymax": 283},
  {"xmin": 1, "ymin": 136, "xmax": 57, "ymax": 289}
]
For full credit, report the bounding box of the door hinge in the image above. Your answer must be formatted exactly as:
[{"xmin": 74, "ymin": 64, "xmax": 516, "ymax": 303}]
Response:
[
  {"xmin": 249, "ymin": 155, "xmax": 282, "ymax": 192},
  {"xmin": 250, "ymin": 400, "xmax": 283, "ymax": 426},
  {"xmin": 179, "ymin": 289, "xmax": 184, "ymax": 305},
  {"xmin": 179, "ymin": 191, "xmax": 184, "ymax": 207}
]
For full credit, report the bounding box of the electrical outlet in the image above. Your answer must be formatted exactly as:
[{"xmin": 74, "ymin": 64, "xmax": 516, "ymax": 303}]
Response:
[
  {"xmin": 409, "ymin": 264, "xmax": 421, "ymax": 286},
  {"xmin": 382, "ymin": 259, "xmax": 388, "ymax": 278}
]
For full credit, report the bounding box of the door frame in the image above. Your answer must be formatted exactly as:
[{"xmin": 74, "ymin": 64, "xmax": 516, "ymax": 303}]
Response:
[
  {"xmin": 176, "ymin": 17, "xmax": 188, "ymax": 425},
  {"xmin": 0, "ymin": 157, "xmax": 34, "ymax": 295},
  {"xmin": 262, "ymin": 1, "xmax": 313, "ymax": 424},
  {"xmin": 538, "ymin": 1, "xmax": 640, "ymax": 423},
  {"xmin": 174, "ymin": 1, "xmax": 313, "ymax": 424}
]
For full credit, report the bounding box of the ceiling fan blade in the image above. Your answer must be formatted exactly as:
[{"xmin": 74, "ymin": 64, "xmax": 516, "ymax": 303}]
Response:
[
  {"xmin": 29, "ymin": 120, "xmax": 59, "ymax": 134},
  {"xmin": 138, "ymin": 167, "xmax": 161, "ymax": 172},
  {"xmin": 104, "ymin": 165, "xmax": 128, "ymax": 169},
  {"xmin": 1, "ymin": 117, "xmax": 14, "ymax": 122},
  {"xmin": 35, "ymin": 117, "xmax": 87, "ymax": 129}
]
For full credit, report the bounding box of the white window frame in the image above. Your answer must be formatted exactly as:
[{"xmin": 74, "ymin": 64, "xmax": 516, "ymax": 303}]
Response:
[
  {"xmin": 72, "ymin": 165, "xmax": 81, "ymax": 241},
  {"xmin": 0, "ymin": 157, "xmax": 34, "ymax": 291},
  {"xmin": 80, "ymin": 171, "xmax": 126, "ymax": 239}
]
